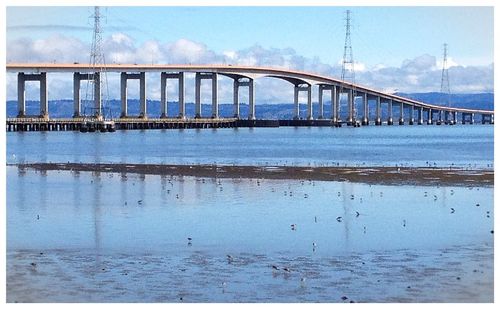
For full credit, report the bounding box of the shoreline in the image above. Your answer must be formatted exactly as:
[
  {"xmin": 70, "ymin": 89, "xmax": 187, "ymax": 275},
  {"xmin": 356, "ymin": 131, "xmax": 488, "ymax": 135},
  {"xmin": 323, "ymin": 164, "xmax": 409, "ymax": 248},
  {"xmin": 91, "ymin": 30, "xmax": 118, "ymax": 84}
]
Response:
[{"xmin": 9, "ymin": 162, "xmax": 494, "ymax": 187}]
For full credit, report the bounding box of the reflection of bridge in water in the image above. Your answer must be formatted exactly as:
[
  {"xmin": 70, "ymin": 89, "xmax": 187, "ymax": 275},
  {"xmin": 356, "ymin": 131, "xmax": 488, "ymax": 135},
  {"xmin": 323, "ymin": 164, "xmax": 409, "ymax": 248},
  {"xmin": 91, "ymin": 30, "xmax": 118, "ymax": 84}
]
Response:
[{"xmin": 6, "ymin": 63, "xmax": 494, "ymax": 132}]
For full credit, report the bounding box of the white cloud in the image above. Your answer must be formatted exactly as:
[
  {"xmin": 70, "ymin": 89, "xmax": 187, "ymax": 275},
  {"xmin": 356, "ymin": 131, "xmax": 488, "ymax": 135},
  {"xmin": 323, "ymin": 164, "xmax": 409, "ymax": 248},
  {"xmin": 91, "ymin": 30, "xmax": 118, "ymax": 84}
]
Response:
[{"xmin": 5, "ymin": 35, "xmax": 494, "ymax": 101}]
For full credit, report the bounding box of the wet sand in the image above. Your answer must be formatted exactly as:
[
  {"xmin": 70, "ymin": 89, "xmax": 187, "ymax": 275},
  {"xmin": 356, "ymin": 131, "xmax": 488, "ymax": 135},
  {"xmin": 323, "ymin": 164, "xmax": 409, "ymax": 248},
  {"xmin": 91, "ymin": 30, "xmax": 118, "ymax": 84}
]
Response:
[
  {"xmin": 10, "ymin": 163, "xmax": 494, "ymax": 187},
  {"xmin": 7, "ymin": 243, "xmax": 493, "ymax": 303}
]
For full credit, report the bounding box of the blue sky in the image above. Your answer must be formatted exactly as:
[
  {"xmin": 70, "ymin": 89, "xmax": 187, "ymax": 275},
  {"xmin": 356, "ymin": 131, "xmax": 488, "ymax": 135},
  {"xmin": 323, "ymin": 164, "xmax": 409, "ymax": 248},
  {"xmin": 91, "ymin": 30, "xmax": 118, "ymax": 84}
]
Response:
[
  {"xmin": 5, "ymin": 5, "xmax": 495, "ymax": 100},
  {"xmin": 7, "ymin": 6, "xmax": 493, "ymax": 67}
]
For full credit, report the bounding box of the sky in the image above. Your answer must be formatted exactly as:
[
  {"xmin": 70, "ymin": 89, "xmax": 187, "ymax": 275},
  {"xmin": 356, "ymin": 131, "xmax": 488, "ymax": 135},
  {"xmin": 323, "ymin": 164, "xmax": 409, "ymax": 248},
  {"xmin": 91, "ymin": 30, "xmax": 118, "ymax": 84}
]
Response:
[{"xmin": 5, "ymin": 5, "xmax": 495, "ymax": 101}]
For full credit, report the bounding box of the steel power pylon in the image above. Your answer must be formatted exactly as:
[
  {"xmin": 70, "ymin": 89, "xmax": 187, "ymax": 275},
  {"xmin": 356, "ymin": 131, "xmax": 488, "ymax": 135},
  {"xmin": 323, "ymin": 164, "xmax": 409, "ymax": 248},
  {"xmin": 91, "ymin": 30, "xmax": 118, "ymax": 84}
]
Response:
[
  {"xmin": 440, "ymin": 43, "xmax": 451, "ymax": 108},
  {"xmin": 341, "ymin": 10, "xmax": 357, "ymax": 124},
  {"xmin": 85, "ymin": 6, "xmax": 109, "ymax": 119}
]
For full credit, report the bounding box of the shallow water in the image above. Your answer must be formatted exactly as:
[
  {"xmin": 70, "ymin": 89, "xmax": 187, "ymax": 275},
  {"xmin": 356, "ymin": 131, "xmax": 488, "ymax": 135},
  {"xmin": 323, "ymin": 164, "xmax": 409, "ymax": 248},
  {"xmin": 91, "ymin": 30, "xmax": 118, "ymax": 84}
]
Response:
[
  {"xmin": 6, "ymin": 125, "xmax": 494, "ymax": 168},
  {"xmin": 6, "ymin": 168, "xmax": 494, "ymax": 302}
]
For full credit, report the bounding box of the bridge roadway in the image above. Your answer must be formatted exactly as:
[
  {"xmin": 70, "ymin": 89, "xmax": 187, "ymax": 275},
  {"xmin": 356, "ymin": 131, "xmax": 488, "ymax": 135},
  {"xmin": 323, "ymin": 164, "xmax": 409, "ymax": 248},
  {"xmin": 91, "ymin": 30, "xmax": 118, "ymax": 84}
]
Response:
[{"xmin": 6, "ymin": 63, "xmax": 494, "ymax": 132}]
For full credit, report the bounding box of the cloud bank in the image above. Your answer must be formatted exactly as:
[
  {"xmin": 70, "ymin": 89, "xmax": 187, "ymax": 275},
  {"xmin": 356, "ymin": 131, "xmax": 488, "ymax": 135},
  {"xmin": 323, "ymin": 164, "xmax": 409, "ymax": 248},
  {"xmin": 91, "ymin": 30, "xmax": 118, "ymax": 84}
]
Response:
[{"xmin": 6, "ymin": 33, "xmax": 494, "ymax": 102}]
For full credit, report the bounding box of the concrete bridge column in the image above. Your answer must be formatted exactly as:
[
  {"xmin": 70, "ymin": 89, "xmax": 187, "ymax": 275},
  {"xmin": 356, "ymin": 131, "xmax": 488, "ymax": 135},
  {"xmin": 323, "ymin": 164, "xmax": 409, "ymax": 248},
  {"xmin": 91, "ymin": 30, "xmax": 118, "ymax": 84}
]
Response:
[
  {"xmin": 139, "ymin": 72, "xmax": 146, "ymax": 118},
  {"xmin": 453, "ymin": 111, "xmax": 457, "ymax": 125},
  {"xmin": 211, "ymin": 73, "xmax": 218, "ymax": 118},
  {"xmin": 318, "ymin": 85, "xmax": 324, "ymax": 119},
  {"xmin": 306, "ymin": 85, "xmax": 313, "ymax": 120},
  {"xmin": 362, "ymin": 93, "xmax": 369, "ymax": 125},
  {"xmin": 293, "ymin": 85, "xmax": 300, "ymax": 120},
  {"xmin": 418, "ymin": 107, "xmax": 423, "ymax": 125},
  {"xmin": 375, "ymin": 97, "xmax": 381, "ymax": 125},
  {"xmin": 490, "ymin": 114, "xmax": 494, "ymax": 124},
  {"xmin": 73, "ymin": 73, "xmax": 81, "ymax": 117},
  {"xmin": 178, "ymin": 72, "xmax": 185, "ymax": 119},
  {"xmin": 436, "ymin": 110, "xmax": 443, "ymax": 125},
  {"xmin": 427, "ymin": 109, "xmax": 433, "ymax": 125},
  {"xmin": 160, "ymin": 72, "xmax": 167, "ymax": 118},
  {"xmin": 409, "ymin": 105, "xmax": 414, "ymax": 125},
  {"xmin": 195, "ymin": 73, "xmax": 202, "ymax": 118},
  {"xmin": 347, "ymin": 90, "xmax": 354, "ymax": 125},
  {"xmin": 121, "ymin": 72, "xmax": 129, "ymax": 117},
  {"xmin": 248, "ymin": 79, "xmax": 255, "ymax": 120},
  {"xmin": 17, "ymin": 73, "xmax": 26, "ymax": 117},
  {"xmin": 332, "ymin": 86, "xmax": 339, "ymax": 123},
  {"xmin": 93, "ymin": 72, "xmax": 101, "ymax": 118},
  {"xmin": 398, "ymin": 102, "xmax": 404, "ymax": 125},
  {"xmin": 461, "ymin": 113, "xmax": 466, "ymax": 124},
  {"xmin": 387, "ymin": 99, "xmax": 393, "ymax": 125},
  {"xmin": 39, "ymin": 72, "xmax": 48, "ymax": 118},
  {"xmin": 470, "ymin": 113, "xmax": 475, "ymax": 124},
  {"xmin": 233, "ymin": 79, "xmax": 239, "ymax": 118}
]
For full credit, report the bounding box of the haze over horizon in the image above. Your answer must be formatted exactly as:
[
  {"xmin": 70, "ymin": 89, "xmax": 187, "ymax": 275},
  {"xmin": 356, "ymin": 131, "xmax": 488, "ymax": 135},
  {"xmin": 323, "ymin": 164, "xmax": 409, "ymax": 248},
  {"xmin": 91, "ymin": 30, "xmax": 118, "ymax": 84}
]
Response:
[{"xmin": 6, "ymin": 6, "xmax": 494, "ymax": 102}]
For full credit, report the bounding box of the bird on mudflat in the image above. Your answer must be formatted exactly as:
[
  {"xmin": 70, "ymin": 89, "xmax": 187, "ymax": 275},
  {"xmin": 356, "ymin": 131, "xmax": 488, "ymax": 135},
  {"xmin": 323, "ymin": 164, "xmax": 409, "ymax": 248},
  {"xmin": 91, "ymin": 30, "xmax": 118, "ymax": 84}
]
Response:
[{"xmin": 336, "ymin": 216, "xmax": 343, "ymax": 222}]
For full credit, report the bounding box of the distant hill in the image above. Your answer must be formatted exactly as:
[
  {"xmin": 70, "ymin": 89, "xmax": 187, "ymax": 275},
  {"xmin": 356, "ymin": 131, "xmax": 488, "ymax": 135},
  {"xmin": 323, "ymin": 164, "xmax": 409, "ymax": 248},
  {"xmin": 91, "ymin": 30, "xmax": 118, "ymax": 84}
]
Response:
[{"xmin": 6, "ymin": 92, "xmax": 494, "ymax": 119}]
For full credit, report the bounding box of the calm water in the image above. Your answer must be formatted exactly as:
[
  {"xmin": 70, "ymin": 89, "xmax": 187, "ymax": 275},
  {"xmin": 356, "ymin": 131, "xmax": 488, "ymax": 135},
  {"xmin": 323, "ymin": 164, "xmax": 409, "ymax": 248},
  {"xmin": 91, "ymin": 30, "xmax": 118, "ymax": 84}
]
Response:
[
  {"xmin": 6, "ymin": 168, "xmax": 494, "ymax": 302},
  {"xmin": 6, "ymin": 125, "xmax": 494, "ymax": 168},
  {"xmin": 6, "ymin": 125, "xmax": 495, "ymax": 302}
]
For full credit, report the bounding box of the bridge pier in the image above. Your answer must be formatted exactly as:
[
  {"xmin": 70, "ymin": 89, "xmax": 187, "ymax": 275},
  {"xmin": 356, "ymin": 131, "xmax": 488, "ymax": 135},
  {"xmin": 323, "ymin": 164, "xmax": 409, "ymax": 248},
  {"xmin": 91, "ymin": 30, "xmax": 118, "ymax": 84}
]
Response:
[
  {"xmin": 318, "ymin": 85, "xmax": 324, "ymax": 119},
  {"xmin": 233, "ymin": 78, "xmax": 255, "ymax": 120},
  {"xmin": 73, "ymin": 72, "xmax": 93, "ymax": 117},
  {"xmin": 436, "ymin": 110, "xmax": 443, "ymax": 125},
  {"xmin": 387, "ymin": 99, "xmax": 393, "ymax": 125},
  {"xmin": 417, "ymin": 107, "xmax": 423, "ymax": 125},
  {"xmin": 120, "ymin": 72, "xmax": 146, "ymax": 118},
  {"xmin": 375, "ymin": 96, "xmax": 381, "ymax": 125},
  {"xmin": 427, "ymin": 109, "xmax": 433, "ymax": 125},
  {"xmin": 195, "ymin": 73, "xmax": 218, "ymax": 118},
  {"xmin": 332, "ymin": 86, "xmax": 339, "ymax": 125},
  {"xmin": 398, "ymin": 102, "xmax": 404, "ymax": 125},
  {"xmin": 293, "ymin": 84, "xmax": 311, "ymax": 120},
  {"xmin": 409, "ymin": 105, "xmax": 414, "ymax": 125},
  {"xmin": 17, "ymin": 72, "xmax": 48, "ymax": 118},
  {"xmin": 362, "ymin": 93, "xmax": 369, "ymax": 125},
  {"xmin": 160, "ymin": 72, "xmax": 185, "ymax": 119}
]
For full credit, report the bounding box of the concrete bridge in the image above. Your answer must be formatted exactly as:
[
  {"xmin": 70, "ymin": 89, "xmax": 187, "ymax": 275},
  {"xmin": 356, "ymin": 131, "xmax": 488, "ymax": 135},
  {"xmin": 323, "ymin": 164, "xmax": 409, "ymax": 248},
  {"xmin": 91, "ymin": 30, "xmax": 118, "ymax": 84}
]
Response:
[{"xmin": 6, "ymin": 63, "xmax": 494, "ymax": 129}]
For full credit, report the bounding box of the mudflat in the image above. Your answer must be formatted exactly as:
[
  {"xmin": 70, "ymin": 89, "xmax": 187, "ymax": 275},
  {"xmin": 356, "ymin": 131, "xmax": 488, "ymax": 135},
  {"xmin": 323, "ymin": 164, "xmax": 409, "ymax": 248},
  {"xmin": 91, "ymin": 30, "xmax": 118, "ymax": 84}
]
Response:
[{"xmin": 11, "ymin": 162, "xmax": 494, "ymax": 187}]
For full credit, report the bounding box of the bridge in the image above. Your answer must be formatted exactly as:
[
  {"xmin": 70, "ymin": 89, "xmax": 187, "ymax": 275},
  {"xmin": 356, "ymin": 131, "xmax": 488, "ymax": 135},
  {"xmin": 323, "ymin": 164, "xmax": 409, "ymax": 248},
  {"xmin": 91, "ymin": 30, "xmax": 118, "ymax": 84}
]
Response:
[{"xmin": 6, "ymin": 63, "xmax": 494, "ymax": 131}]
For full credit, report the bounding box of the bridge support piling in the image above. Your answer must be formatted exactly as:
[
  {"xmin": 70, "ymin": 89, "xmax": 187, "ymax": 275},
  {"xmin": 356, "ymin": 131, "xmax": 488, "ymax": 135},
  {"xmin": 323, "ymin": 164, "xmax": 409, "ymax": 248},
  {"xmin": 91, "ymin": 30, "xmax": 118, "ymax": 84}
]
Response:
[
  {"xmin": 73, "ymin": 73, "xmax": 81, "ymax": 117},
  {"xmin": 427, "ymin": 109, "xmax": 433, "ymax": 125},
  {"xmin": 178, "ymin": 72, "xmax": 185, "ymax": 119},
  {"xmin": 418, "ymin": 107, "xmax": 423, "ymax": 125},
  {"xmin": 318, "ymin": 85, "xmax": 324, "ymax": 119},
  {"xmin": 332, "ymin": 86, "xmax": 339, "ymax": 124},
  {"xmin": 375, "ymin": 97, "xmax": 381, "ymax": 125},
  {"xmin": 93, "ymin": 72, "xmax": 101, "ymax": 118},
  {"xmin": 306, "ymin": 85, "xmax": 312, "ymax": 120},
  {"xmin": 436, "ymin": 110, "xmax": 442, "ymax": 125},
  {"xmin": 248, "ymin": 79, "xmax": 255, "ymax": 120},
  {"xmin": 17, "ymin": 72, "xmax": 25, "ymax": 117},
  {"xmin": 195, "ymin": 73, "xmax": 202, "ymax": 118},
  {"xmin": 293, "ymin": 85, "xmax": 299, "ymax": 120},
  {"xmin": 211, "ymin": 73, "xmax": 218, "ymax": 118},
  {"xmin": 362, "ymin": 93, "xmax": 369, "ymax": 125},
  {"xmin": 387, "ymin": 99, "xmax": 393, "ymax": 125},
  {"xmin": 409, "ymin": 105, "xmax": 414, "ymax": 125},
  {"xmin": 139, "ymin": 72, "xmax": 146, "ymax": 118},
  {"xmin": 39, "ymin": 72, "xmax": 48, "ymax": 118},
  {"xmin": 398, "ymin": 102, "xmax": 404, "ymax": 125},
  {"xmin": 347, "ymin": 90, "xmax": 354, "ymax": 125},
  {"xmin": 233, "ymin": 79, "xmax": 240, "ymax": 119},
  {"xmin": 121, "ymin": 72, "xmax": 128, "ymax": 117}
]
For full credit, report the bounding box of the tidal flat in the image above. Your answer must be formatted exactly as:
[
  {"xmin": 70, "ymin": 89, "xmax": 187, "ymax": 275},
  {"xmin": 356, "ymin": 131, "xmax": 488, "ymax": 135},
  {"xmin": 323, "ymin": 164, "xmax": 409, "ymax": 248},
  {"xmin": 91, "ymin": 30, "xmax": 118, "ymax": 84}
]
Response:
[{"xmin": 6, "ymin": 167, "xmax": 494, "ymax": 302}]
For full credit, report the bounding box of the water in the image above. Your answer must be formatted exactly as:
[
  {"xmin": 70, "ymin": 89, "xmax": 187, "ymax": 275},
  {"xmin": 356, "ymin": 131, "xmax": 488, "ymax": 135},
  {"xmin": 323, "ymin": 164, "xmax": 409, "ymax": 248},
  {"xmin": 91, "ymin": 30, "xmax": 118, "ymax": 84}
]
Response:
[
  {"xmin": 6, "ymin": 168, "xmax": 494, "ymax": 302},
  {"xmin": 7, "ymin": 125, "xmax": 494, "ymax": 168},
  {"xmin": 6, "ymin": 126, "xmax": 494, "ymax": 302}
]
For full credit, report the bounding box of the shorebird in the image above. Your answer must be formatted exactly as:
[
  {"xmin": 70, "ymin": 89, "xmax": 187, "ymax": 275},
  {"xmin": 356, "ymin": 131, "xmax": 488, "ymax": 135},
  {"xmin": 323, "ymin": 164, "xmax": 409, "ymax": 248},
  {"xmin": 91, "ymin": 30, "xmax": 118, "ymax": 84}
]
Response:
[
  {"xmin": 403, "ymin": 220, "xmax": 406, "ymax": 227},
  {"xmin": 336, "ymin": 216, "xmax": 343, "ymax": 222},
  {"xmin": 137, "ymin": 200, "xmax": 143, "ymax": 205},
  {"xmin": 187, "ymin": 237, "xmax": 192, "ymax": 246},
  {"xmin": 272, "ymin": 265, "xmax": 279, "ymax": 271},
  {"xmin": 291, "ymin": 224, "xmax": 297, "ymax": 231},
  {"xmin": 355, "ymin": 211, "xmax": 360, "ymax": 218},
  {"xmin": 226, "ymin": 255, "xmax": 233, "ymax": 263},
  {"xmin": 283, "ymin": 267, "xmax": 291, "ymax": 273},
  {"xmin": 450, "ymin": 208, "xmax": 455, "ymax": 214}
]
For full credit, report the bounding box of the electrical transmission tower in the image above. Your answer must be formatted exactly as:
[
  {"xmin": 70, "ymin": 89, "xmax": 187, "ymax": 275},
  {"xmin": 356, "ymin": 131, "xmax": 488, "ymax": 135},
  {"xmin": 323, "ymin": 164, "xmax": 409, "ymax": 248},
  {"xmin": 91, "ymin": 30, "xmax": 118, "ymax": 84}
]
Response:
[
  {"xmin": 440, "ymin": 43, "xmax": 451, "ymax": 108},
  {"xmin": 85, "ymin": 6, "xmax": 109, "ymax": 119},
  {"xmin": 341, "ymin": 10, "xmax": 356, "ymax": 123}
]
